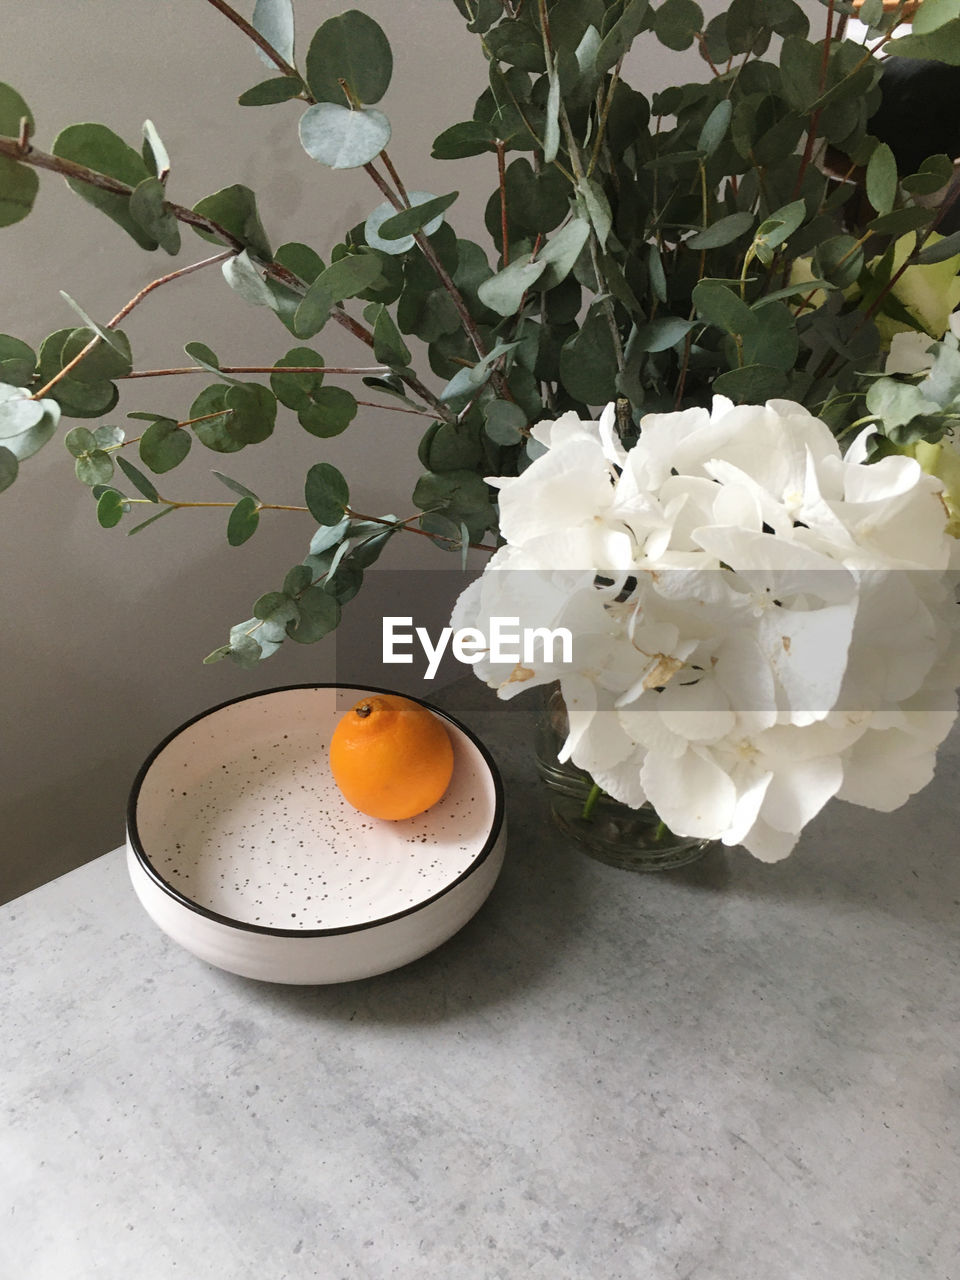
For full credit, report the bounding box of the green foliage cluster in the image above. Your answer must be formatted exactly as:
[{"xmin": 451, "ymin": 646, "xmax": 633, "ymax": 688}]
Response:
[{"xmin": 2, "ymin": 0, "xmax": 960, "ymax": 664}]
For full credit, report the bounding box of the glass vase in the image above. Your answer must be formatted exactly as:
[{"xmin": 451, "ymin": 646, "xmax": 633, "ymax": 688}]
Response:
[{"xmin": 534, "ymin": 685, "xmax": 717, "ymax": 872}]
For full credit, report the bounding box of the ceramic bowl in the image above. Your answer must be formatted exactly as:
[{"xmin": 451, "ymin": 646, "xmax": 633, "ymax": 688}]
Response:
[{"xmin": 126, "ymin": 685, "xmax": 506, "ymax": 984}]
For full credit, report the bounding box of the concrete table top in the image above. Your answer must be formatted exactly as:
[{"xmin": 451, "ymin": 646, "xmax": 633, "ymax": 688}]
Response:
[{"xmin": 2, "ymin": 681, "xmax": 958, "ymax": 1279}]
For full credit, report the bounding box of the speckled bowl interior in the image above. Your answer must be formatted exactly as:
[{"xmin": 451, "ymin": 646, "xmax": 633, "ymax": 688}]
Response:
[{"xmin": 126, "ymin": 685, "xmax": 506, "ymax": 984}]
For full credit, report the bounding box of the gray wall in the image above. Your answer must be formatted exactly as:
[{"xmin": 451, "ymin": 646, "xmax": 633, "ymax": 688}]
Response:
[{"xmin": 0, "ymin": 0, "xmax": 826, "ymax": 902}]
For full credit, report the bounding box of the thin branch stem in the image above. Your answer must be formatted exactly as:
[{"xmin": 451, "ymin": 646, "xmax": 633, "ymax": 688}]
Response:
[
  {"xmin": 345, "ymin": 507, "xmax": 497, "ymax": 553},
  {"xmin": 538, "ymin": 0, "xmax": 623, "ymax": 373},
  {"xmin": 496, "ymin": 140, "xmax": 509, "ymax": 265},
  {"xmin": 586, "ymin": 59, "xmax": 623, "ymax": 179},
  {"xmin": 201, "ymin": 0, "xmax": 300, "ymax": 79},
  {"xmin": 32, "ymin": 251, "xmax": 235, "ymax": 400},
  {"xmin": 379, "ymin": 151, "xmax": 411, "ymax": 206}
]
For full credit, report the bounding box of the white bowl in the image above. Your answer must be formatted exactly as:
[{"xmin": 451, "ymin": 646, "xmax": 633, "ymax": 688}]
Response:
[{"xmin": 126, "ymin": 685, "xmax": 507, "ymax": 984}]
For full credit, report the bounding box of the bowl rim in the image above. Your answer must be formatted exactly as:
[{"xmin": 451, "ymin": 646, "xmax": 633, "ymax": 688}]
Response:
[{"xmin": 126, "ymin": 683, "xmax": 505, "ymax": 939}]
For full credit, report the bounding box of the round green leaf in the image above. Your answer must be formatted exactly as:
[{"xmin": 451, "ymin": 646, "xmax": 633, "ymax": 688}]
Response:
[
  {"xmin": 253, "ymin": 0, "xmax": 295, "ymax": 65},
  {"xmin": 271, "ymin": 347, "xmax": 325, "ymax": 409},
  {"xmin": 227, "ymin": 495, "xmax": 260, "ymax": 546},
  {"xmin": 654, "ymin": 0, "xmax": 704, "ymax": 50},
  {"xmin": 53, "ymin": 377, "xmax": 119, "ymax": 419},
  {"xmin": 0, "ymin": 155, "xmax": 39, "ymax": 229},
  {"xmin": 0, "ymin": 445, "xmax": 18, "ymax": 493},
  {"xmin": 129, "ymin": 176, "xmax": 181, "ymax": 255},
  {"xmin": 60, "ymin": 327, "xmax": 132, "ymax": 383},
  {"xmin": 813, "ymin": 236, "xmax": 864, "ymax": 290},
  {"xmin": 299, "ymin": 103, "xmax": 391, "ymax": 169},
  {"xmin": 96, "ymin": 488, "xmax": 125, "ymax": 528},
  {"xmin": 866, "ymin": 142, "xmax": 897, "ymax": 218},
  {"xmin": 75, "ymin": 449, "xmax": 114, "ymax": 487},
  {"xmin": 298, "ymin": 386, "xmax": 357, "ymax": 438},
  {"xmin": 712, "ymin": 364, "xmax": 790, "ymax": 402},
  {"xmin": 224, "ymin": 383, "xmax": 277, "ymax": 445},
  {"xmin": 139, "ymin": 418, "xmax": 191, "ymax": 473},
  {"xmin": 0, "ymin": 334, "xmax": 36, "ymax": 387},
  {"xmin": 0, "ymin": 85, "xmax": 39, "ymax": 228},
  {"xmin": 305, "ymin": 11, "xmax": 393, "ymax": 105},
  {"xmin": 52, "ymin": 123, "xmax": 157, "ymax": 250},
  {"xmin": 483, "ymin": 399, "xmax": 527, "ymax": 444},
  {"xmin": 64, "ymin": 425, "xmax": 97, "ymax": 457},
  {"xmin": 305, "ymin": 461, "xmax": 349, "ymax": 524},
  {"xmin": 191, "ymin": 385, "xmax": 244, "ymax": 453},
  {"xmin": 192, "ymin": 185, "xmax": 272, "ymax": 260},
  {"xmin": 287, "ymin": 584, "xmax": 340, "ymax": 644}
]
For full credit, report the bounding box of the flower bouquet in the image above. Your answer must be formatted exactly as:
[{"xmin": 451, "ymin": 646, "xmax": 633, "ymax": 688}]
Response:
[
  {"xmin": 2, "ymin": 0, "xmax": 960, "ymax": 860},
  {"xmin": 454, "ymin": 392, "xmax": 960, "ymax": 861}
]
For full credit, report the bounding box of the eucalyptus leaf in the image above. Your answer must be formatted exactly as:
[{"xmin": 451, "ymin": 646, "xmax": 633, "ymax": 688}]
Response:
[
  {"xmin": 128, "ymin": 505, "xmax": 176, "ymax": 536},
  {"xmin": 576, "ymin": 177, "xmax": 612, "ymax": 249},
  {"xmin": 633, "ymin": 316, "xmax": 696, "ymax": 352},
  {"xmin": 431, "ymin": 121, "xmax": 496, "ymax": 160},
  {"xmin": 483, "ymin": 399, "xmax": 527, "ymax": 443},
  {"xmin": 0, "ymin": 445, "xmax": 18, "ymax": 493},
  {"xmin": 212, "ymin": 471, "xmax": 260, "ymax": 500},
  {"xmin": 52, "ymin": 122, "xmax": 157, "ymax": 249},
  {"xmin": 687, "ymin": 211, "xmax": 754, "ymax": 250},
  {"xmin": 287, "ymin": 585, "xmax": 340, "ymax": 644},
  {"xmin": 294, "ymin": 251, "xmax": 386, "ymax": 336},
  {"xmin": 0, "ymin": 334, "xmax": 36, "ymax": 387},
  {"xmin": 139, "ymin": 418, "xmax": 191, "ymax": 473},
  {"xmin": 378, "ymin": 192, "xmax": 458, "ymax": 241},
  {"xmin": 0, "ymin": 84, "xmax": 38, "ymax": 227},
  {"xmin": 866, "ymin": 142, "xmax": 897, "ymax": 217},
  {"xmin": 298, "ymin": 386, "xmax": 357, "ymax": 437},
  {"xmin": 697, "ymin": 99, "xmax": 732, "ymax": 157},
  {"xmin": 114, "ymin": 455, "xmax": 159, "ymax": 502},
  {"xmin": 222, "ymin": 250, "xmax": 277, "ymax": 307},
  {"xmin": 364, "ymin": 191, "xmax": 447, "ymax": 254},
  {"xmin": 305, "ymin": 461, "xmax": 349, "ymax": 524},
  {"xmin": 305, "ymin": 10, "xmax": 393, "ymax": 104},
  {"xmin": 238, "ymin": 76, "xmax": 304, "ymax": 106},
  {"xmin": 96, "ymin": 488, "xmax": 125, "ymax": 528},
  {"xmin": 299, "ymin": 103, "xmax": 391, "ymax": 170},
  {"xmin": 192, "ymin": 184, "xmax": 272, "ymax": 259},
  {"xmin": 538, "ymin": 217, "xmax": 591, "ymax": 289},
  {"xmin": 253, "ymin": 0, "xmax": 295, "ymax": 67},
  {"xmin": 654, "ymin": 0, "xmax": 703, "ymax": 51},
  {"xmin": 129, "ymin": 177, "xmax": 180, "ymax": 255},
  {"xmin": 141, "ymin": 119, "xmax": 171, "ymax": 180},
  {"xmin": 476, "ymin": 257, "xmax": 547, "ymax": 316},
  {"xmin": 371, "ymin": 306, "xmax": 411, "ymax": 367},
  {"xmin": 227, "ymin": 495, "xmax": 261, "ymax": 546},
  {"xmin": 0, "ymin": 154, "xmax": 39, "ymax": 229}
]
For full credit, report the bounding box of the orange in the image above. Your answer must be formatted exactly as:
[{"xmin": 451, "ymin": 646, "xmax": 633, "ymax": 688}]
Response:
[{"xmin": 329, "ymin": 694, "xmax": 455, "ymax": 821}]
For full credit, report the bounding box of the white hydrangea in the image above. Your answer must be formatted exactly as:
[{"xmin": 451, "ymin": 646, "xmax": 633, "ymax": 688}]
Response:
[{"xmin": 453, "ymin": 397, "xmax": 960, "ymax": 862}]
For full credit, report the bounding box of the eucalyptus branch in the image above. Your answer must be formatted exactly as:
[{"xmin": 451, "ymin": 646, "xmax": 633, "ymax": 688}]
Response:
[
  {"xmin": 586, "ymin": 59, "xmax": 623, "ymax": 179},
  {"xmin": 791, "ymin": 0, "xmax": 836, "ymax": 198},
  {"xmin": 0, "ymin": 123, "xmax": 452, "ymax": 419},
  {"xmin": 201, "ymin": 0, "xmax": 300, "ymax": 80},
  {"xmin": 537, "ymin": 0, "xmax": 623, "ymax": 373},
  {"xmin": 345, "ymin": 506, "xmax": 497, "ymax": 553},
  {"xmin": 32, "ymin": 251, "xmax": 235, "ymax": 400},
  {"xmin": 496, "ymin": 140, "xmax": 509, "ymax": 266}
]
